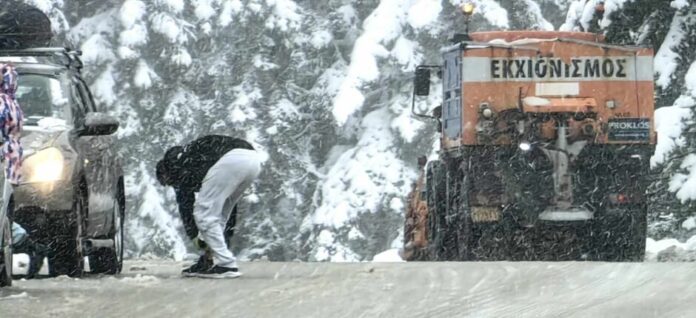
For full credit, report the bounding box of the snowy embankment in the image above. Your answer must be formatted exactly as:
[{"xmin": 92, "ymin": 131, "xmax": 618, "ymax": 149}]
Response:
[
  {"xmin": 372, "ymin": 239, "xmax": 696, "ymax": 263},
  {"xmin": 646, "ymin": 237, "xmax": 696, "ymax": 262},
  {"xmin": 372, "ymin": 239, "xmax": 696, "ymax": 262},
  {"xmin": 372, "ymin": 248, "xmax": 405, "ymax": 262}
]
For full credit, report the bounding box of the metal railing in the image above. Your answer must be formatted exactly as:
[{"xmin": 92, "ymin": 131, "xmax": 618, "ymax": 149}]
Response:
[{"xmin": 0, "ymin": 47, "xmax": 83, "ymax": 70}]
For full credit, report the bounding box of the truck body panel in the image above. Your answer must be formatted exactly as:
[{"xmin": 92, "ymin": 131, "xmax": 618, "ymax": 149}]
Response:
[{"xmin": 442, "ymin": 33, "xmax": 655, "ymax": 149}]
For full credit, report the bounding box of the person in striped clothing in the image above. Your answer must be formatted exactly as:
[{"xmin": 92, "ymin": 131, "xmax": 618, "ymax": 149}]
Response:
[
  {"xmin": 1, "ymin": 64, "xmax": 49, "ymax": 278},
  {"xmin": 0, "ymin": 64, "xmax": 22, "ymax": 184}
]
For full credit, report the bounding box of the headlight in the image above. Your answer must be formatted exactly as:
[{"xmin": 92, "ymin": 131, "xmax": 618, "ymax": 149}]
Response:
[
  {"xmin": 479, "ymin": 103, "xmax": 495, "ymax": 119},
  {"xmin": 23, "ymin": 147, "xmax": 64, "ymax": 183},
  {"xmin": 519, "ymin": 142, "xmax": 531, "ymax": 152}
]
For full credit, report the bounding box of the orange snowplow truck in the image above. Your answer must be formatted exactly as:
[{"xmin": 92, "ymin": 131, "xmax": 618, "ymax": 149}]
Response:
[{"xmin": 405, "ymin": 27, "xmax": 655, "ymax": 262}]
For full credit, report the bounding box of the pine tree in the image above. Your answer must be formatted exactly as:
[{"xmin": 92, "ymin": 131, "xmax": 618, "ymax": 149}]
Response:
[
  {"xmin": 499, "ymin": 0, "xmax": 554, "ymax": 30},
  {"xmin": 603, "ymin": 1, "xmax": 696, "ymax": 239}
]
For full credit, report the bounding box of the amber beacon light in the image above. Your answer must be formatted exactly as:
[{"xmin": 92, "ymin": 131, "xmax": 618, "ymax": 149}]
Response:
[{"xmin": 461, "ymin": 3, "xmax": 475, "ymax": 16}]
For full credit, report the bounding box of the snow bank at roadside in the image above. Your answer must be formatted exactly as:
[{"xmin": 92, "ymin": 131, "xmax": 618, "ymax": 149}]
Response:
[
  {"xmin": 646, "ymin": 236, "xmax": 696, "ymax": 262},
  {"xmin": 0, "ymin": 292, "xmax": 29, "ymax": 300},
  {"xmin": 117, "ymin": 274, "xmax": 160, "ymax": 285},
  {"xmin": 372, "ymin": 248, "xmax": 405, "ymax": 262},
  {"xmin": 373, "ymin": 237, "xmax": 696, "ymax": 263}
]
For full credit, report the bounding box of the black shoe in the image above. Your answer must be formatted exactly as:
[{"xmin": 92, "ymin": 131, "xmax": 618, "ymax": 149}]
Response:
[
  {"xmin": 27, "ymin": 250, "xmax": 46, "ymax": 278},
  {"xmin": 14, "ymin": 238, "xmax": 50, "ymax": 279},
  {"xmin": 194, "ymin": 265, "xmax": 242, "ymax": 279},
  {"xmin": 181, "ymin": 255, "xmax": 213, "ymax": 277}
]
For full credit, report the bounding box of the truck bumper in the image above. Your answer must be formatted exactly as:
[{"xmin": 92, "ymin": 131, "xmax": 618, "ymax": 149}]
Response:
[{"xmin": 538, "ymin": 208, "xmax": 594, "ymax": 222}]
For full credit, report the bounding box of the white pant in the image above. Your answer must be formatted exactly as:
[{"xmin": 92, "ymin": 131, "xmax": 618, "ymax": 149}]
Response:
[{"xmin": 193, "ymin": 149, "xmax": 261, "ymax": 268}]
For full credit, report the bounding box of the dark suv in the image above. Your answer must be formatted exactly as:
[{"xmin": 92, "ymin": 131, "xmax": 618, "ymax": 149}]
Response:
[{"xmin": 0, "ymin": 48, "xmax": 125, "ymax": 277}]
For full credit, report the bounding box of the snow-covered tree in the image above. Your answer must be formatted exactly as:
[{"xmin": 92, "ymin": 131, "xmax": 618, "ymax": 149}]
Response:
[
  {"xmin": 47, "ymin": 0, "xmax": 696, "ymax": 262},
  {"xmin": 580, "ymin": 0, "xmax": 696, "ymax": 239}
]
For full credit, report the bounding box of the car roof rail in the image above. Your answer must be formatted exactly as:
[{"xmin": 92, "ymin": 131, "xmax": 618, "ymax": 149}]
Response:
[{"xmin": 0, "ymin": 47, "xmax": 84, "ymax": 70}]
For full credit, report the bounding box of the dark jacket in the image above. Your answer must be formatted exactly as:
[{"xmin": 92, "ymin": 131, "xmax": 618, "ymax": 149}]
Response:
[
  {"xmin": 161, "ymin": 135, "xmax": 253, "ymax": 240},
  {"xmin": 162, "ymin": 135, "xmax": 254, "ymax": 190}
]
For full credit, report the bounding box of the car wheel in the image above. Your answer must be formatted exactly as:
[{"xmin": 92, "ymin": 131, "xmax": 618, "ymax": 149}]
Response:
[
  {"xmin": 48, "ymin": 189, "xmax": 86, "ymax": 277},
  {"xmin": 89, "ymin": 199, "xmax": 123, "ymax": 274},
  {"xmin": 0, "ymin": 217, "xmax": 12, "ymax": 287}
]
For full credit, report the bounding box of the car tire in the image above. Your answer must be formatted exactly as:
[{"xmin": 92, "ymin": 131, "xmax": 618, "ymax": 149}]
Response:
[
  {"xmin": 89, "ymin": 199, "xmax": 123, "ymax": 274},
  {"xmin": 48, "ymin": 188, "xmax": 86, "ymax": 277},
  {"xmin": 0, "ymin": 216, "xmax": 12, "ymax": 287}
]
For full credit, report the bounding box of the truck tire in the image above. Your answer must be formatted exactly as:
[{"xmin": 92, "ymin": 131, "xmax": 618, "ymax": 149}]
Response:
[
  {"xmin": 593, "ymin": 206, "xmax": 647, "ymax": 262},
  {"xmin": 585, "ymin": 146, "xmax": 650, "ymax": 262},
  {"xmin": 454, "ymin": 164, "xmax": 473, "ymax": 261},
  {"xmin": 89, "ymin": 199, "xmax": 124, "ymax": 274},
  {"xmin": 426, "ymin": 161, "xmax": 446, "ymax": 261},
  {"xmin": 0, "ymin": 217, "xmax": 12, "ymax": 287},
  {"xmin": 436, "ymin": 159, "xmax": 458, "ymax": 261},
  {"xmin": 625, "ymin": 206, "xmax": 648, "ymax": 261},
  {"xmin": 48, "ymin": 191, "xmax": 86, "ymax": 277},
  {"xmin": 436, "ymin": 157, "xmax": 470, "ymax": 261}
]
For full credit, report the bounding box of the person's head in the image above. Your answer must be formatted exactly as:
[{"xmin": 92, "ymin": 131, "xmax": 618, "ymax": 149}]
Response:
[{"xmin": 156, "ymin": 146, "xmax": 183, "ymax": 186}]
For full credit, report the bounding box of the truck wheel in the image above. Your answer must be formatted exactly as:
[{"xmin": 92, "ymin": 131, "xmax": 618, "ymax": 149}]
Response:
[
  {"xmin": 632, "ymin": 206, "xmax": 649, "ymax": 260},
  {"xmin": 89, "ymin": 199, "xmax": 124, "ymax": 274},
  {"xmin": 439, "ymin": 159, "xmax": 468, "ymax": 261},
  {"xmin": 48, "ymin": 191, "xmax": 86, "ymax": 277},
  {"xmin": 455, "ymin": 171, "xmax": 473, "ymax": 261},
  {"xmin": 593, "ymin": 205, "xmax": 647, "ymax": 262},
  {"xmin": 0, "ymin": 217, "xmax": 12, "ymax": 287},
  {"xmin": 425, "ymin": 198, "xmax": 438, "ymax": 261},
  {"xmin": 426, "ymin": 161, "xmax": 446, "ymax": 261},
  {"xmin": 620, "ymin": 206, "xmax": 648, "ymax": 261}
]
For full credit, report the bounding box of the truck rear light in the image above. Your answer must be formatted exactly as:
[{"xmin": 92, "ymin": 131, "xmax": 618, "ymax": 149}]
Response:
[
  {"xmin": 618, "ymin": 194, "xmax": 628, "ymax": 203},
  {"xmin": 608, "ymin": 193, "xmax": 630, "ymax": 204}
]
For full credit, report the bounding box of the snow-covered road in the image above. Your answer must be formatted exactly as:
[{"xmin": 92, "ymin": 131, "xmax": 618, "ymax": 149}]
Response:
[{"xmin": 1, "ymin": 261, "xmax": 695, "ymax": 317}]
